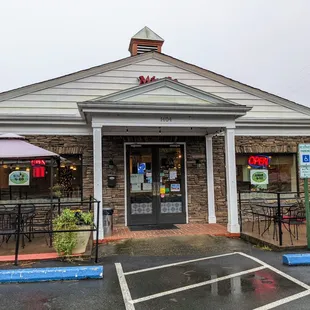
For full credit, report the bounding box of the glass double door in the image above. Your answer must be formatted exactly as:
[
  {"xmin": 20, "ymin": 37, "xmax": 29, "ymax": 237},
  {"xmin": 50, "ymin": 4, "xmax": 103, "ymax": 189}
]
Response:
[{"xmin": 126, "ymin": 144, "xmax": 186, "ymax": 226}]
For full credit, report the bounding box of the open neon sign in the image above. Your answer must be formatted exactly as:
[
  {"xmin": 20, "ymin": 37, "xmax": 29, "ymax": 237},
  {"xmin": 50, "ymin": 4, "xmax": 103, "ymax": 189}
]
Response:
[
  {"xmin": 248, "ymin": 155, "xmax": 270, "ymax": 169},
  {"xmin": 31, "ymin": 159, "xmax": 46, "ymax": 178}
]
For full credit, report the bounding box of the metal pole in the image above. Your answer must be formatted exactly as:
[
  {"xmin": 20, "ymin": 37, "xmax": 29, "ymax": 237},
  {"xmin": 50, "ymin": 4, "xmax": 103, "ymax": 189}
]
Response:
[
  {"xmin": 238, "ymin": 191, "xmax": 242, "ymax": 232},
  {"xmin": 304, "ymin": 178, "xmax": 310, "ymax": 249},
  {"xmin": 95, "ymin": 201, "xmax": 100, "ymax": 263},
  {"xmin": 58, "ymin": 197, "xmax": 60, "ymax": 216},
  {"xmin": 50, "ymin": 159, "xmax": 54, "ymax": 201},
  {"xmin": 14, "ymin": 204, "xmax": 21, "ymax": 266},
  {"xmin": 277, "ymin": 192, "xmax": 283, "ymax": 246}
]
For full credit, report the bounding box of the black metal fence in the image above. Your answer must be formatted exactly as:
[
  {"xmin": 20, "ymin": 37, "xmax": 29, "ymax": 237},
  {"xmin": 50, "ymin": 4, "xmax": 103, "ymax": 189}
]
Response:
[
  {"xmin": 0, "ymin": 197, "xmax": 100, "ymax": 265},
  {"xmin": 0, "ymin": 186, "xmax": 83, "ymax": 201},
  {"xmin": 238, "ymin": 191, "xmax": 306, "ymax": 246}
]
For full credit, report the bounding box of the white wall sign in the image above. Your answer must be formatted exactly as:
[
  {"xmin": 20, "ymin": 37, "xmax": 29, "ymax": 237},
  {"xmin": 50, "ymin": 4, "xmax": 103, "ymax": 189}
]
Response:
[
  {"xmin": 298, "ymin": 144, "xmax": 310, "ymax": 178},
  {"xmin": 9, "ymin": 171, "xmax": 30, "ymax": 186},
  {"xmin": 250, "ymin": 169, "xmax": 269, "ymax": 185}
]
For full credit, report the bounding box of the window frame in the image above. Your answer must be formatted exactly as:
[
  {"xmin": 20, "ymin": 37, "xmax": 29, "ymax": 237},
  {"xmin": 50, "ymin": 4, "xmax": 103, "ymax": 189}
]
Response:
[{"xmin": 236, "ymin": 152, "xmax": 299, "ymax": 194}]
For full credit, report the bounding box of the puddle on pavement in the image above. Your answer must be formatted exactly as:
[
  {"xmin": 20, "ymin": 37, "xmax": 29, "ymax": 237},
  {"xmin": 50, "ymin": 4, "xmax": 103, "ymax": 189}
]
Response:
[
  {"xmin": 126, "ymin": 253, "xmax": 262, "ymax": 299},
  {"xmin": 134, "ymin": 269, "xmax": 305, "ymax": 310}
]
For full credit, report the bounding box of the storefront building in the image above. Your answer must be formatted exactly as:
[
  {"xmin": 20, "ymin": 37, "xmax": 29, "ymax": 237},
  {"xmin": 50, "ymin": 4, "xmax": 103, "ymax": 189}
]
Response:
[{"xmin": 1, "ymin": 27, "xmax": 310, "ymax": 239}]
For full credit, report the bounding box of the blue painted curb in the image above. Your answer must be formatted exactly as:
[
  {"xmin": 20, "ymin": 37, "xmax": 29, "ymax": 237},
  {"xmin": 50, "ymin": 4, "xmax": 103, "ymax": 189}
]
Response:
[
  {"xmin": 0, "ymin": 266, "xmax": 103, "ymax": 283},
  {"xmin": 283, "ymin": 254, "xmax": 310, "ymax": 266}
]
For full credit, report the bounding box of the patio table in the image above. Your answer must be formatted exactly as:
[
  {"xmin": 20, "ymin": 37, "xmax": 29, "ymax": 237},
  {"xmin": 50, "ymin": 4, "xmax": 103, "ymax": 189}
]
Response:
[
  {"xmin": 255, "ymin": 202, "xmax": 297, "ymax": 237},
  {"xmin": 0, "ymin": 204, "xmax": 35, "ymax": 247}
]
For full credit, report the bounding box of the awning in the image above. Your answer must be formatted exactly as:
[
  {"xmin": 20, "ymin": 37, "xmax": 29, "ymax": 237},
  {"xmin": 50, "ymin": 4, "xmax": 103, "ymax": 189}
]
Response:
[{"xmin": 0, "ymin": 133, "xmax": 59, "ymax": 159}]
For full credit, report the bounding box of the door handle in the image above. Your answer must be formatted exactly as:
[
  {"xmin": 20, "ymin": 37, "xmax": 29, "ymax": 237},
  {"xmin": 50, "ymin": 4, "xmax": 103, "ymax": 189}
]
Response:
[
  {"xmin": 152, "ymin": 182, "xmax": 157, "ymax": 196},
  {"xmin": 152, "ymin": 182, "xmax": 160, "ymax": 197},
  {"xmin": 157, "ymin": 182, "xmax": 161, "ymax": 197}
]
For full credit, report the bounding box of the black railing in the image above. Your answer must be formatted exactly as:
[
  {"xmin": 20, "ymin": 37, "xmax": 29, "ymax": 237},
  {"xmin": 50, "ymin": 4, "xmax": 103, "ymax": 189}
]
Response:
[
  {"xmin": 0, "ymin": 197, "xmax": 100, "ymax": 265},
  {"xmin": 238, "ymin": 190, "xmax": 306, "ymax": 247},
  {"xmin": 0, "ymin": 186, "xmax": 84, "ymax": 201}
]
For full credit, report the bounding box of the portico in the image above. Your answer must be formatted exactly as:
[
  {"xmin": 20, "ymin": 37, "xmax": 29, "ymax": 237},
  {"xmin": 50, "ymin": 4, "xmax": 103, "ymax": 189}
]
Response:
[{"xmin": 78, "ymin": 78, "xmax": 251, "ymax": 238}]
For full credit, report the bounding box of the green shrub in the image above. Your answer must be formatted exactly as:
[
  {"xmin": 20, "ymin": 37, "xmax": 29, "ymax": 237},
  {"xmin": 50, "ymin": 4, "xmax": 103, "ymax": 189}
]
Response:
[{"xmin": 53, "ymin": 208, "xmax": 93, "ymax": 256}]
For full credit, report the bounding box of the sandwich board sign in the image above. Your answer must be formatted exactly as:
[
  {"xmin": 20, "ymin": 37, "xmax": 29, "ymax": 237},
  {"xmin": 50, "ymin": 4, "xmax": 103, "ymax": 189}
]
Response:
[{"xmin": 298, "ymin": 144, "xmax": 310, "ymax": 249}]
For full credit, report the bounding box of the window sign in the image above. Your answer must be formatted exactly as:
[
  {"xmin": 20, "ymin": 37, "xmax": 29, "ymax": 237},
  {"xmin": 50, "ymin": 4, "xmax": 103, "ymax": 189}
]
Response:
[
  {"xmin": 130, "ymin": 174, "xmax": 144, "ymax": 184},
  {"xmin": 31, "ymin": 159, "xmax": 46, "ymax": 178},
  {"xmin": 9, "ymin": 171, "xmax": 30, "ymax": 186},
  {"xmin": 171, "ymin": 183, "xmax": 181, "ymax": 192},
  {"xmin": 248, "ymin": 155, "xmax": 270, "ymax": 169},
  {"xmin": 250, "ymin": 169, "xmax": 269, "ymax": 185},
  {"xmin": 137, "ymin": 163, "xmax": 146, "ymax": 174}
]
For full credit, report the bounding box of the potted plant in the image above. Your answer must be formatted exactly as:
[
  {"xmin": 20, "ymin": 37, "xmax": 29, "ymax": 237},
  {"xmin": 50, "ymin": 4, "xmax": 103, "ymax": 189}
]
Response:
[
  {"xmin": 50, "ymin": 183, "xmax": 63, "ymax": 199},
  {"xmin": 72, "ymin": 209, "xmax": 93, "ymax": 255},
  {"xmin": 53, "ymin": 208, "xmax": 93, "ymax": 256}
]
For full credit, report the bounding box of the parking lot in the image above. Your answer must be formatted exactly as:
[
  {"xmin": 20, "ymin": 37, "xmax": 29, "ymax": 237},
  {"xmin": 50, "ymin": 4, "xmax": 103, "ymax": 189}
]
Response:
[
  {"xmin": 116, "ymin": 251, "xmax": 310, "ymax": 310},
  {"xmin": 2, "ymin": 236, "xmax": 310, "ymax": 310}
]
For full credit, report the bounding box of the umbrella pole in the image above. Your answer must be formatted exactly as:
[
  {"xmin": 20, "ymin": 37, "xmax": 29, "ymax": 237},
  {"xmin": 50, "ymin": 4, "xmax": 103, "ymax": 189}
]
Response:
[{"xmin": 50, "ymin": 158, "xmax": 54, "ymax": 202}]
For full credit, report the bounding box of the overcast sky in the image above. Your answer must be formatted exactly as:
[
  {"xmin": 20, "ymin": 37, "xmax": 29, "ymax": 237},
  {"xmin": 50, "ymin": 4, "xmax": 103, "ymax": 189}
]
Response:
[{"xmin": 1, "ymin": 0, "xmax": 309, "ymax": 106}]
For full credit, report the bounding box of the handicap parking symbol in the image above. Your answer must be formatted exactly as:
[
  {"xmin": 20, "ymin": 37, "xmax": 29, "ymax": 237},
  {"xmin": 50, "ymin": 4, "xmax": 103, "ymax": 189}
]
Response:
[{"xmin": 302, "ymin": 154, "xmax": 310, "ymax": 163}]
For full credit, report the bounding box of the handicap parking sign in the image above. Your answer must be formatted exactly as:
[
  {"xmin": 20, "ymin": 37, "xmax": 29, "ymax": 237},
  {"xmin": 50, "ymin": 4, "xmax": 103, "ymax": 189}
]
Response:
[{"xmin": 303, "ymin": 155, "xmax": 310, "ymax": 163}]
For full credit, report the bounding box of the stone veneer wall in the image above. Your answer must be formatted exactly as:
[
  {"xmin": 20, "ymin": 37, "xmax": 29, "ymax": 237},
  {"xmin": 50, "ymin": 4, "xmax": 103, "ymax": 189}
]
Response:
[
  {"xmin": 213, "ymin": 136, "xmax": 310, "ymax": 225},
  {"xmin": 212, "ymin": 136, "xmax": 227, "ymax": 223},
  {"xmin": 24, "ymin": 135, "xmax": 308, "ymax": 227},
  {"xmin": 25, "ymin": 135, "xmax": 210, "ymax": 226}
]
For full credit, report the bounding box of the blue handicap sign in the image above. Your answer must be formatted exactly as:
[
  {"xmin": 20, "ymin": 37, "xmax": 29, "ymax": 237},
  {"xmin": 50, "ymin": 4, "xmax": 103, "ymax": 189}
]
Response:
[{"xmin": 303, "ymin": 155, "xmax": 310, "ymax": 163}]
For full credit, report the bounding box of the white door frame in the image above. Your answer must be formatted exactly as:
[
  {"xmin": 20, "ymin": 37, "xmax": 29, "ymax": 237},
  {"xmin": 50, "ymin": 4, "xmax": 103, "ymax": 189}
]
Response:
[{"xmin": 124, "ymin": 142, "xmax": 188, "ymax": 226}]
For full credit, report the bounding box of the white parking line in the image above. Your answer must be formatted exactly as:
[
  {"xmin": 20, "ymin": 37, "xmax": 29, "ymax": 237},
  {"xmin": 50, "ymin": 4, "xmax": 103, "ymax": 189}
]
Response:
[
  {"xmin": 253, "ymin": 290, "xmax": 310, "ymax": 310},
  {"xmin": 115, "ymin": 263, "xmax": 135, "ymax": 310},
  {"xmin": 237, "ymin": 252, "xmax": 310, "ymax": 290},
  {"xmin": 124, "ymin": 252, "xmax": 238, "ymax": 275},
  {"xmin": 130, "ymin": 266, "xmax": 266, "ymax": 304},
  {"xmin": 117, "ymin": 252, "xmax": 310, "ymax": 310}
]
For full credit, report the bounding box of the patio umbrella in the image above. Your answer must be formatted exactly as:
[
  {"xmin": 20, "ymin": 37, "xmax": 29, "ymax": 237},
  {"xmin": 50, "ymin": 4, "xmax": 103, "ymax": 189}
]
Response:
[{"xmin": 0, "ymin": 133, "xmax": 59, "ymax": 159}]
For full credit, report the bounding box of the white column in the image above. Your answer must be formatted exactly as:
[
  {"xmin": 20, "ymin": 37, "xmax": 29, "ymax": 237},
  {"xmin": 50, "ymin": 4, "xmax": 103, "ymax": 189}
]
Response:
[
  {"xmin": 225, "ymin": 128, "xmax": 240, "ymax": 233},
  {"xmin": 93, "ymin": 126, "xmax": 104, "ymax": 240},
  {"xmin": 206, "ymin": 136, "xmax": 216, "ymax": 223}
]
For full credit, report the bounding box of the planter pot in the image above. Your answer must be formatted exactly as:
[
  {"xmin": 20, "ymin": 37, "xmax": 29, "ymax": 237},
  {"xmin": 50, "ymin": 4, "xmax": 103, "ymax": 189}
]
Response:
[{"xmin": 72, "ymin": 225, "xmax": 91, "ymax": 254}]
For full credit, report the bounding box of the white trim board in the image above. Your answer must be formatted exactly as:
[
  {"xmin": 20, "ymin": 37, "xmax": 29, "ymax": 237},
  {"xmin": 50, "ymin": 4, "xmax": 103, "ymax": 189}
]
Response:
[
  {"xmin": 236, "ymin": 127, "xmax": 310, "ymax": 136},
  {"xmin": 124, "ymin": 142, "xmax": 188, "ymax": 226}
]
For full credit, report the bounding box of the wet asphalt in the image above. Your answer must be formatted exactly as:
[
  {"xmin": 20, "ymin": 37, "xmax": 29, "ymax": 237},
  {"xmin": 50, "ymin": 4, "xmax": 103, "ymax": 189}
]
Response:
[{"xmin": 1, "ymin": 235, "xmax": 310, "ymax": 310}]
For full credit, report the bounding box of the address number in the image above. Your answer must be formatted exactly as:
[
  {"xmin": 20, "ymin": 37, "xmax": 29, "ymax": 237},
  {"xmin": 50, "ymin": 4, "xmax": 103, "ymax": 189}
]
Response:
[{"xmin": 160, "ymin": 117, "xmax": 172, "ymax": 122}]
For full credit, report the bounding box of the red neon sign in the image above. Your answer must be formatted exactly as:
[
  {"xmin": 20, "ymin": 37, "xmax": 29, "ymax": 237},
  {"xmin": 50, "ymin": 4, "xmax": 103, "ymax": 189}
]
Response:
[
  {"xmin": 31, "ymin": 159, "xmax": 46, "ymax": 178},
  {"xmin": 31, "ymin": 159, "xmax": 46, "ymax": 166},
  {"xmin": 138, "ymin": 76, "xmax": 178, "ymax": 85},
  {"xmin": 248, "ymin": 155, "xmax": 270, "ymax": 168}
]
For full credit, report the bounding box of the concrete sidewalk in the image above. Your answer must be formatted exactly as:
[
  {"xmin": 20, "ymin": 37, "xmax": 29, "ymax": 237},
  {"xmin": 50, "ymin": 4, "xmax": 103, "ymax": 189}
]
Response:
[{"xmin": 102, "ymin": 223, "xmax": 239, "ymax": 243}]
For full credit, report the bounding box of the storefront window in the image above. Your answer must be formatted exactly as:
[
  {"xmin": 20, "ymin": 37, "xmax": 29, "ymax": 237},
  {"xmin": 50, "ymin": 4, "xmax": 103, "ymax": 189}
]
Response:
[
  {"xmin": 0, "ymin": 154, "xmax": 83, "ymax": 200},
  {"xmin": 58, "ymin": 154, "xmax": 83, "ymax": 198},
  {"xmin": 236, "ymin": 154, "xmax": 297, "ymax": 192}
]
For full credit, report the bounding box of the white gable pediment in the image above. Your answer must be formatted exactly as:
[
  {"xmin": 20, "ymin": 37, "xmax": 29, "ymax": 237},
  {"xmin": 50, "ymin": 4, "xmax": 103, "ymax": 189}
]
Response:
[{"xmin": 91, "ymin": 78, "xmax": 239, "ymax": 107}]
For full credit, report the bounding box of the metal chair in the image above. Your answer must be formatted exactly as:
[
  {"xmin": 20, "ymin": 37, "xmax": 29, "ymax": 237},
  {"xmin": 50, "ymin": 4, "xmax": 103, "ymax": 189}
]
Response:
[
  {"xmin": 0, "ymin": 207, "xmax": 17, "ymax": 246},
  {"xmin": 28, "ymin": 204, "xmax": 56, "ymax": 247},
  {"xmin": 281, "ymin": 200, "xmax": 306, "ymax": 245}
]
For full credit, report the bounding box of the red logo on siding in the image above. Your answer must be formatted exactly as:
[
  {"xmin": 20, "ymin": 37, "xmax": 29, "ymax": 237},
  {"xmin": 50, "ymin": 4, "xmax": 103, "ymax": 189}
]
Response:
[{"xmin": 138, "ymin": 76, "xmax": 178, "ymax": 85}]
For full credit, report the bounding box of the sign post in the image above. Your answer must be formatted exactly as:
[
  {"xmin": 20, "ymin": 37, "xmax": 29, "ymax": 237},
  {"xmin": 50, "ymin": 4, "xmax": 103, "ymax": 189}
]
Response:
[{"xmin": 298, "ymin": 144, "xmax": 310, "ymax": 249}]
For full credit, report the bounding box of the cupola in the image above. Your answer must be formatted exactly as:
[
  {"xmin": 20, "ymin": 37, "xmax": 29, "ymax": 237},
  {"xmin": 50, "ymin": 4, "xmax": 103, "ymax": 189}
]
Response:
[{"xmin": 129, "ymin": 26, "xmax": 164, "ymax": 56}]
